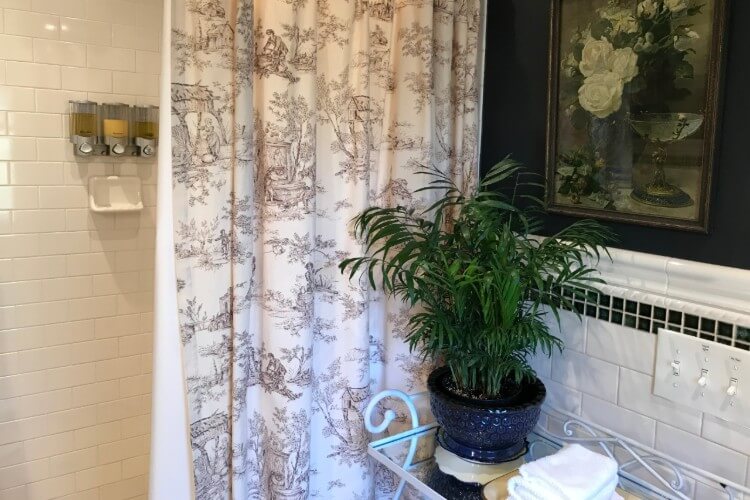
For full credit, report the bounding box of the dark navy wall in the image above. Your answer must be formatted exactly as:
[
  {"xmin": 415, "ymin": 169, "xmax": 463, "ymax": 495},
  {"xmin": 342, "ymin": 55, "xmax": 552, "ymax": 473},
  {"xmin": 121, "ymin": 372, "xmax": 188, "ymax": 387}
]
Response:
[{"xmin": 480, "ymin": 1, "xmax": 750, "ymax": 269}]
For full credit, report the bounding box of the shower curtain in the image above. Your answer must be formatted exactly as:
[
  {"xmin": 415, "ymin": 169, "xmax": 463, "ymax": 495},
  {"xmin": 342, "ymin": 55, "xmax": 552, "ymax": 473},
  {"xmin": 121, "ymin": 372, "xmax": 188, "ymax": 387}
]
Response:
[{"xmin": 152, "ymin": 0, "xmax": 484, "ymax": 498}]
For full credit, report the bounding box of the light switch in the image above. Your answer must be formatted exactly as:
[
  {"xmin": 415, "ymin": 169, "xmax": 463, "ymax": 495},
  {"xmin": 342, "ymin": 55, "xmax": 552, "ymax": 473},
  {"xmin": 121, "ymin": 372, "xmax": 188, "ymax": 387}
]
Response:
[{"xmin": 654, "ymin": 328, "xmax": 748, "ymax": 426}]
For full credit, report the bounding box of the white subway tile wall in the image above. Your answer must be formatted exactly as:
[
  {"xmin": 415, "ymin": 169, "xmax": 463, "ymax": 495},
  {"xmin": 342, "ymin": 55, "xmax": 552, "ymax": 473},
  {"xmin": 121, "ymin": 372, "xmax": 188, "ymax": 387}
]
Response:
[
  {"xmin": 0, "ymin": 0, "xmax": 159, "ymax": 497},
  {"xmin": 536, "ymin": 303, "xmax": 750, "ymax": 491}
]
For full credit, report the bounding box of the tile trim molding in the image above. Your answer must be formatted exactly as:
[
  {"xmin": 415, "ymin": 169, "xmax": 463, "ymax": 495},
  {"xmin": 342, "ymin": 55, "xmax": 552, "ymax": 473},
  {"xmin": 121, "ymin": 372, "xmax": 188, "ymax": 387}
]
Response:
[
  {"xmin": 560, "ymin": 247, "xmax": 750, "ymax": 350},
  {"xmin": 591, "ymin": 247, "xmax": 750, "ymax": 315}
]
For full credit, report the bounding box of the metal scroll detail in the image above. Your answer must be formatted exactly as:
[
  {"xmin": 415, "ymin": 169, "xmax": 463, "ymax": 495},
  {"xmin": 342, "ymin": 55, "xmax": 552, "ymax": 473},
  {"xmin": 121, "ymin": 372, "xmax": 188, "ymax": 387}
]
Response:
[
  {"xmin": 532, "ymin": 418, "xmax": 694, "ymax": 500},
  {"xmin": 365, "ymin": 390, "xmax": 421, "ymax": 499}
]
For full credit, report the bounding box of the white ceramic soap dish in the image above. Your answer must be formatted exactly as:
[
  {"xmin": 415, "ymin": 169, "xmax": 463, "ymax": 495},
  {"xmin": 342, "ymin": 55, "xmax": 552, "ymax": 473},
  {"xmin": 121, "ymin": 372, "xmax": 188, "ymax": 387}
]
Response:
[{"xmin": 89, "ymin": 176, "xmax": 144, "ymax": 213}]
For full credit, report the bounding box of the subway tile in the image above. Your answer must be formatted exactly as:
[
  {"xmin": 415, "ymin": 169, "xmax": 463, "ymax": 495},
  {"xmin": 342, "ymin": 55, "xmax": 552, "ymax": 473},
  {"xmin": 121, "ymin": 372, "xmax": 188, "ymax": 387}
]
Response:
[
  {"xmin": 0, "ymin": 458, "xmax": 49, "ymax": 489},
  {"xmin": 118, "ymin": 374, "xmax": 149, "ymax": 399},
  {"xmin": 72, "ymin": 380, "xmax": 119, "ymax": 406},
  {"xmin": 544, "ymin": 308, "xmax": 586, "ymax": 352},
  {"xmin": 75, "ymin": 461, "xmax": 121, "ymax": 490},
  {"xmin": 38, "ymin": 231, "xmax": 90, "ymax": 255},
  {"xmin": 23, "ymin": 431, "xmax": 75, "ymax": 462},
  {"xmin": 135, "ymin": 50, "xmax": 160, "ymax": 74},
  {"xmin": 45, "ymin": 406, "xmax": 98, "ymax": 436},
  {"xmin": 5, "ymin": 61, "xmax": 61, "ymax": 89},
  {"xmin": 11, "ymin": 255, "xmax": 66, "ymax": 280},
  {"xmin": 540, "ymin": 376, "xmax": 582, "ymax": 415},
  {"xmin": 115, "ymin": 250, "xmax": 151, "ymax": 272},
  {"xmin": 0, "ymin": 441, "xmax": 25, "ymax": 469},
  {"xmin": 118, "ymin": 333, "xmax": 151, "ymax": 356},
  {"xmin": 74, "ymin": 420, "xmax": 121, "ymax": 448},
  {"xmin": 586, "ymin": 319, "xmax": 657, "ymax": 375},
  {"xmin": 581, "ymin": 394, "xmax": 656, "ymax": 446},
  {"xmin": 9, "ymin": 162, "xmax": 64, "ymax": 185},
  {"xmin": 0, "ymin": 137, "xmax": 37, "ymax": 160},
  {"xmin": 69, "ymin": 338, "xmax": 118, "ymax": 365},
  {"xmin": 551, "ymin": 349, "xmax": 619, "ymax": 403},
  {"xmin": 33, "ymin": 38, "xmax": 86, "ymax": 66},
  {"xmin": 12, "ymin": 209, "xmax": 67, "ymax": 233},
  {"xmin": 60, "ymin": 17, "xmax": 112, "ymax": 45},
  {"xmin": 0, "ymin": 371, "xmax": 47, "ymax": 399},
  {"xmin": 0, "ymin": 86, "xmax": 37, "ymax": 112},
  {"xmin": 86, "ymin": 0, "xmax": 137, "ymax": 25},
  {"xmin": 68, "ymin": 295, "xmax": 117, "ymax": 320},
  {"xmin": 121, "ymin": 454, "xmax": 147, "ymax": 478},
  {"xmin": 35, "ymin": 89, "xmax": 86, "ymax": 114},
  {"xmin": 112, "ymin": 24, "xmax": 157, "ymax": 51},
  {"xmin": 0, "ymin": 186, "xmax": 38, "ymax": 209},
  {"xmin": 89, "ymin": 229, "xmax": 138, "ymax": 252},
  {"xmin": 14, "ymin": 344, "xmax": 71, "ymax": 373},
  {"xmin": 120, "ymin": 413, "xmax": 147, "ymax": 438},
  {"xmin": 0, "ymin": 61, "xmax": 6, "ymax": 85},
  {"xmin": 7, "ymin": 112, "xmax": 62, "ymax": 137},
  {"xmin": 38, "ymin": 185, "xmax": 87, "ymax": 208},
  {"xmin": 87, "ymin": 90, "xmax": 136, "ymax": 105},
  {"xmin": 0, "ymin": 279, "xmax": 42, "ymax": 305},
  {"xmin": 0, "ymin": 115, "xmax": 6, "ymax": 136},
  {"xmin": 87, "ymin": 44, "xmax": 135, "ymax": 71},
  {"xmin": 66, "ymin": 252, "xmax": 115, "ymax": 276},
  {"xmin": 96, "ymin": 396, "xmax": 142, "ymax": 424},
  {"xmin": 0, "ymin": 0, "xmax": 29, "ymax": 11},
  {"xmin": 46, "ymin": 363, "xmax": 96, "ymax": 391},
  {"xmin": 701, "ymin": 414, "xmax": 750, "ymax": 456},
  {"xmin": 44, "ymin": 319, "xmax": 95, "ymax": 345},
  {"xmin": 66, "ymin": 208, "xmax": 115, "ymax": 231},
  {"xmin": 112, "ymin": 71, "xmax": 157, "ymax": 96},
  {"xmin": 61, "ymin": 66, "xmax": 112, "ymax": 92},
  {"xmin": 0, "ymin": 306, "xmax": 17, "ymax": 330},
  {"xmin": 0, "ymin": 233, "xmax": 39, "ymax": 258},
  {"xmin": 97, "ymin": 435, "xmax": 147, "ymax": 465},
  {"xmin": 95, "ymin": 355, "xmax": 140, "ymax": 382},
  {"xmin": 32, "ymin": 0, "xmax": 87, "ymax": 17},
  {"xmin": 0, "ymin": 213, "xmax": 10, "ymax": 234},
  {"xmin": 617, "ymin": 367, "xmax": 703, "ymax": 434},
  {"xmin": 0, "ymin": 388, "xmax": 71, "ymax": 423},
  {"xmin": 63, "ymin": 162, "xmax": 109, "ymax": 184},
  {"xmin": 0, "ymin": 324, "xmax": 46, "ymax": 352},
  {"xmin": 36, "ymin": 137, "xmax": 70, "ymax": 161},
  {"xmin": 26, "ymin": 473, "xmax": 76, "ymax": 499},
  {"xmin": 656, "ymin": 422, "xmax": 748, "ymax": 485},
  {"xmin": 94, "ymin": 314, "xmax": 141, "ymax": 339},
  {"xmin": 4, "ymin": 9, "xmax": 61, "ymax": 39},
  {"xmin": 14, "ymin": 299, "xmax": 68, "ymax": 327},
  {"xmin": 0, "ymin": 34, "xmax": 34, "ymax": 61},
  {"xmin": 41, "ymin": 276, "xmax": 93, "ymax": 301},
  {"xmin": 92, "ymin": 272, "xmax": 139, "ymax": 296},
  {"xmin": 0, "ymin": 415, "xmax": 48, "ymax": 445}
]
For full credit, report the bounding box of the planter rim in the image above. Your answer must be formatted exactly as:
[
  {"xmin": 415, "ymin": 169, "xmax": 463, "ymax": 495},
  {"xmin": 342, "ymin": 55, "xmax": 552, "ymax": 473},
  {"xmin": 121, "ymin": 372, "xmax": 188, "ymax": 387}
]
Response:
[{"xmin": 427, "ymin": 365, "xmax": 546, "ymax": 410}]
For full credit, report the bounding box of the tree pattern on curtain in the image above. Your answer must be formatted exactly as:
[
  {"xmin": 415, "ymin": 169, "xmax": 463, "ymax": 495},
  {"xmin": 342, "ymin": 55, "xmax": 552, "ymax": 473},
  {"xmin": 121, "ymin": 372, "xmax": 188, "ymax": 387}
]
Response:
[{"xmin": 170, "ymin": 0, "xmax": 482, "ymax": 497}]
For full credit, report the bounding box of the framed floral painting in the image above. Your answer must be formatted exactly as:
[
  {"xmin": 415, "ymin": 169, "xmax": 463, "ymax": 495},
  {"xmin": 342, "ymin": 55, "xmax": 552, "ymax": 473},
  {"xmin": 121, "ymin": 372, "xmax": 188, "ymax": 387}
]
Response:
[{"xmin": 545, "ymin": 0, "xmax": 728, "ymax": 231}]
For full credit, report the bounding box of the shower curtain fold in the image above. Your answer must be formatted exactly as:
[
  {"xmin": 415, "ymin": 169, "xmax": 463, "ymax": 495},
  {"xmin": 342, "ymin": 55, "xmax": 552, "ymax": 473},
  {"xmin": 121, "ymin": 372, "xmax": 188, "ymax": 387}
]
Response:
[{"xmin": 153, "ymin": 1, "xmax": 484, "ymax": 498}]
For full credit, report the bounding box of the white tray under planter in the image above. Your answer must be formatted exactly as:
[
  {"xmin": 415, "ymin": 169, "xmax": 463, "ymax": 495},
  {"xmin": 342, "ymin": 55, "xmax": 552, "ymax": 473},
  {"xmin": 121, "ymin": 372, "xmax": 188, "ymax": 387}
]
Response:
[{"xmin": 88, "ymin": 175, "xmax": 144, "ymax": 213}]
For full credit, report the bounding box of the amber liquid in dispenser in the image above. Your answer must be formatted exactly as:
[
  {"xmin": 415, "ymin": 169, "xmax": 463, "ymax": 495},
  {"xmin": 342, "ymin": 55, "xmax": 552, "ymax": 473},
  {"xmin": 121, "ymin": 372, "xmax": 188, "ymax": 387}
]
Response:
[
  {"xmin": 103, "ymin": 119, "xmax": 128, "ymax": 138},
  {"xmin": 134, "ymin": 121, "xmax": 157, "ymax": 140},
  {"xmin": 72, "ymin": 113, "xmax": 97, "ymax": 137}
]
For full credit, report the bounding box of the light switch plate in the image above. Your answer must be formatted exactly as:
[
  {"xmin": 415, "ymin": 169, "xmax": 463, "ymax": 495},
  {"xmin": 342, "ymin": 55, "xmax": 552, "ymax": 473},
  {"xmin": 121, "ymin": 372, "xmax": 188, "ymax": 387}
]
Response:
[{"xmin": 654, "ymin": 328, "xmax": 748, "ymax": 426}]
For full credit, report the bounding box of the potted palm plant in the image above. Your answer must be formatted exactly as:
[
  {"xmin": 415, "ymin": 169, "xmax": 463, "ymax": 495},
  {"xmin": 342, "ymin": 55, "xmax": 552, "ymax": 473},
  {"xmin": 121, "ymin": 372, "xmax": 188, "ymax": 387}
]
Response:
[{"xmin": 340, "ymin": 158, "xmax": 612, "ymax": 465}]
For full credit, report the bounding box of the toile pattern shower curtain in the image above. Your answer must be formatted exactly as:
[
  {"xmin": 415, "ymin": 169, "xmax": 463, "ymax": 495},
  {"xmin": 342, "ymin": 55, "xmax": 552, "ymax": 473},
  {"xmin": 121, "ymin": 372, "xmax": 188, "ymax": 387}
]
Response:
[{"xmin": 170, "ymin": 0, "xmax": 482, "ymax": 497}]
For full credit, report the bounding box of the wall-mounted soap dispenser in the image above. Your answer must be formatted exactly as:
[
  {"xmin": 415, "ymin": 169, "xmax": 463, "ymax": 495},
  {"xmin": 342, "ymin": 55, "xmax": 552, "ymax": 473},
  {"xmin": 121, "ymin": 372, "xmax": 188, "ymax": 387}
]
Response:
[
  {"xmin": 101, "ymin": 103, "xmax": 132, "ymax": 156},
  {"xmin": 69, "ymin": 100, "xmax": 106, "ymax": 156},
  {"xmin": 133, "ymin": 105, "xmax": 159, "ymax": 157}
]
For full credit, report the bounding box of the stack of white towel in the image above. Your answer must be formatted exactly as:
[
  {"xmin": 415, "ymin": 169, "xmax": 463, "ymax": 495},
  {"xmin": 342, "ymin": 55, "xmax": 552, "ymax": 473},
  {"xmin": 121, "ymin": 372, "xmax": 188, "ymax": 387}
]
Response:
[{"xmin": 506, "ymin": 444, "xmax": 623, "ymax": 500}]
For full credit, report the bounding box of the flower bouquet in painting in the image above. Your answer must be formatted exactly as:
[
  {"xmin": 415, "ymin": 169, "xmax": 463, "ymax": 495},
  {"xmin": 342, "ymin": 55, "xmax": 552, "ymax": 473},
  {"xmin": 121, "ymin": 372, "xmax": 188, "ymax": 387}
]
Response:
[{"xmin": 546, "ymin": 0, "xmax": 726, "ymax": 230}]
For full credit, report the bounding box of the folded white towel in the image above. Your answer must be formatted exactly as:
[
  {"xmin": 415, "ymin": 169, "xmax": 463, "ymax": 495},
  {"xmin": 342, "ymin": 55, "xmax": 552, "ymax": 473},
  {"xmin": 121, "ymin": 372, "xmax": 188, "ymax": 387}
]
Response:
[{"xmin": 506, "ymin": 444, "xmax": 621, "ymax": 500}]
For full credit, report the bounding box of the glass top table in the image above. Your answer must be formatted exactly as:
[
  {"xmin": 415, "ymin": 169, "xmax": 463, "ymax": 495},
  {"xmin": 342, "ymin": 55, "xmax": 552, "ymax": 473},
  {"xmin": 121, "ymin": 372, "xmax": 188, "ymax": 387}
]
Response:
[{"xmin": 369, "ymin": 423, "xmax": 660, "ymax": 500}]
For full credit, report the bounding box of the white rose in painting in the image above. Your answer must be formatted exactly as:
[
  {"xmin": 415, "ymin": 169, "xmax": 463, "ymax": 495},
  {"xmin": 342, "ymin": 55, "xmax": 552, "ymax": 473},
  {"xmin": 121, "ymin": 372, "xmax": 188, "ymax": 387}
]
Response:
[
  {"xmin": 579, "ymin": 39, "xmax": 614, "ymax": 77},
  {"xmin": 637, "ymin": 0, "xmax": 658, "ymax": 18},
  {"xmin": 611, "ymin": 12, "xmax": 639, "ymax": 34},
  {"xmin": 578, "ymin": 71, "xmax": 624, "ymax": 119},
  {"xmin": 674, "ymin": 30, "xmax": 700, "ymax": 51},
  {"xmin": 664, "ymin": 0, "xmax": 687, "ymax": 13},
  {"xmin": 608, "ymin": 47, "xmax": 639, "ymax": 82}
]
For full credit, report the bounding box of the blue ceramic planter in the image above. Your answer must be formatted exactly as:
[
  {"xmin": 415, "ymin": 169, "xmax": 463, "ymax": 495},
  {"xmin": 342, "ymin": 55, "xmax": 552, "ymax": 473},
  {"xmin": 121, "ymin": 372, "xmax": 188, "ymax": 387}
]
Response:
[{"xmin": 428, "ymin": 366, "xmax": 546, "ymax": 464}]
